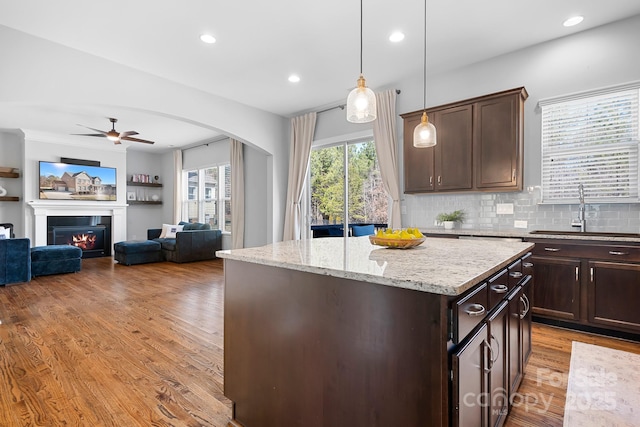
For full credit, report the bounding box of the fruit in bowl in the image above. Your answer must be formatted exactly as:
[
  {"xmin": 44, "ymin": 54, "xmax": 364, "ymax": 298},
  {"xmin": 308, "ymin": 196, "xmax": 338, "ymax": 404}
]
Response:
[{"xmin": 370, "ymin": 228, "xmax": 426, "ymax": 248}]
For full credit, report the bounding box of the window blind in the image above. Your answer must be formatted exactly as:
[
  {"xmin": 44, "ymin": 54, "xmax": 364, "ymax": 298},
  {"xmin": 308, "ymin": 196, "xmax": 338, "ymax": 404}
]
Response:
[{"xmin": 541, "ymin": 85, "xmax": 639, "ymax": 203}]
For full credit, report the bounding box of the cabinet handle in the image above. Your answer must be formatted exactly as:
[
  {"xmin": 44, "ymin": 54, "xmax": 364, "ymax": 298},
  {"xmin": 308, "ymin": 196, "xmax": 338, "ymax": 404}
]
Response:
[
  {"xmin": 523, "ymin": 262, "xmax": 534, "ymax": 268},
  {"xmin": 509, "ymin": 271, "xmax": 523, "ymax": 279},
  {"xmin": 483, "ymin": 340, "xmax": 493, "ymax": 374},
  {"xmin": 590, "ymin": 267, "xmax": 594, "ymax": 282},
  {"xmin": 544, "ymin": 247, "xmax": 561, "ymax": 252},
  {"xmin": 608, "ymin": 251, "xmax": 629, "ymax": 256},
  {"xmin": 520, "ymin": 294, "xmax": 530, "ymax": 319},
  {"xmin": 438, "ymin": 175, "xmax": 442, "ymax": 185},
  {"xmin": 491, "ymin": 284, "xmax": 508, "ymax": 294},
  {"xmin": 512, "ymin": 168, "xmax": 516, "ymax": 182},
  {"xmin": 429, "ymin": 176, "xmax": 433, "ymax": 185},
  {"xmin": 464, "ymin": 304, "xmax": 486, "ymax": 317},
  {"xmin": 575, "ymin": 266, "xmax": 579, "ymax": 282},
  {"xmin": 490, "ymin": 334, "xmax": 499, "ymax": 364}
]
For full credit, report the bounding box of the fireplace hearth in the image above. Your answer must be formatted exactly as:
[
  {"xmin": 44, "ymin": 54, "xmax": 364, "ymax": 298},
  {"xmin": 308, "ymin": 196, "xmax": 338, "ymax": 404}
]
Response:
[{"xmin": 47, "ymin": 216, "xmax": 112, "ymax": 258}]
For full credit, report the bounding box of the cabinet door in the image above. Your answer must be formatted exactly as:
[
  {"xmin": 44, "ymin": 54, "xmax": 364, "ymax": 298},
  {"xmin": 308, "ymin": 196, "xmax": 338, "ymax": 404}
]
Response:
[
  {"xmin": 403, "ymin": 112, "xmax": 435, "ymax": 193},
  {"xmin": 520, "ymin": 276, "xmax": 533, "ymax": 364},
  {"xmin": 487, "ymin": 301, "xmax": 509, "ymax": 427},
  {"xmin": 474, "ymin": 93, "xmax": 521, "ymax": 190},
  {"xmin": 507, "ymin": 286, "xmax": 523, "ymax": 397},
  {"xmin": 452, "ymin": 323, "xmax": 489, "ymax": 427},
  {"xmin": 531, "ymin": 256, "xmax": 581, "ymax": 320},
  {"xmin": 588, "ymin": 261, "xmax": 640, "ymax": 332},
  {"xmin": 434, "ymin": 105, "xmax": 473, "ymax": 191}
]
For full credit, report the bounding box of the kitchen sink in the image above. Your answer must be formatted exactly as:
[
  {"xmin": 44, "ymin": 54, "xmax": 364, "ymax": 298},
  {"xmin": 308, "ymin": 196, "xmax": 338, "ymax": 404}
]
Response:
[{"xmin": 530, "ymin": 230, "xmax": 640, "ymax": 238}]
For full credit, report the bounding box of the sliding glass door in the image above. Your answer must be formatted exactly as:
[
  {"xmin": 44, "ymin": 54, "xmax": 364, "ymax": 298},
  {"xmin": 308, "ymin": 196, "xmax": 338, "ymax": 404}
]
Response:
[{"xmin": 308, "ymin": 139, "xmax": 388, "ymax": 236}]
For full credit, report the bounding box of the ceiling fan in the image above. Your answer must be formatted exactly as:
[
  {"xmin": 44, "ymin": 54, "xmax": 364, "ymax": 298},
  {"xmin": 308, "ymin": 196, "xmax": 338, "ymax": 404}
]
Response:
[{"xmin": 74, "ymin": 117, "xmax": 155, "ymax": 144}]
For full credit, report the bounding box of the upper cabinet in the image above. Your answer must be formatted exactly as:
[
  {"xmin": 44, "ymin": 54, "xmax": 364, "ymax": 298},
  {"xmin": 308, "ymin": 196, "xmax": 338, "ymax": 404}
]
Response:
[{"xmin": 401, "ymin": 87, "xmax": 528, "ymax": 194}]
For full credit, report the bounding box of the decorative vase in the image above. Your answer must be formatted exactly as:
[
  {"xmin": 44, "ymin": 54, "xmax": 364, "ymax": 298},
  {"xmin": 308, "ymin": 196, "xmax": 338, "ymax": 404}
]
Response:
[
  {"xmin": 0, "ymin": 186, "xmax": 7, "ymax": 197},
  {"xmin": 443, "ymin": 221, "xmax": 455, "ymax": 230},
  {"xmin": 151, "ymin": 194, "xmax": 160, "ymax": 202}
]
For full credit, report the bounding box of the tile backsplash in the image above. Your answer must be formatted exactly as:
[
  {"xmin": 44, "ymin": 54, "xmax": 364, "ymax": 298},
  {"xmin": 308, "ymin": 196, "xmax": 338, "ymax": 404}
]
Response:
[{"xmin": 404, "ymin": 189, "xmax": 640, "ymax": 233}]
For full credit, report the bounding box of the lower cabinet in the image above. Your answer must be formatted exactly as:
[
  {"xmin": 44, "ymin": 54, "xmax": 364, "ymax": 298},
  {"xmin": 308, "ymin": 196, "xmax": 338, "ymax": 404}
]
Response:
[
  {"xmin": 528, "ymin": 238, "xmax": 640, "ymax": 335},
  {"xmin": 451, "ymin": 255, "xmax": 533, "ymax": 427},
  {"xmin": 588, "ymin": 261, "xmax": 640, "ymax": 331}
]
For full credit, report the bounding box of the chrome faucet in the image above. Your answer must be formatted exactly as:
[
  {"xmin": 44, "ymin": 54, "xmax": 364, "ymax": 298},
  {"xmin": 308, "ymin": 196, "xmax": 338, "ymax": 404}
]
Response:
[{"xmin": 571, "ymin": 183, "xmax": 586, "ymax": 232}]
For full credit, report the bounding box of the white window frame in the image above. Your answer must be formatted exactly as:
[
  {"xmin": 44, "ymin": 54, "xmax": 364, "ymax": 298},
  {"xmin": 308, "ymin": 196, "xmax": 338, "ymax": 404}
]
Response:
[
  {"xmin": 539, "ymin": 81, "xmax": 640, "ymax": 204},
  {"xmin": 182, "ymin": 164, "xmax": 231, "ymax": 232}
]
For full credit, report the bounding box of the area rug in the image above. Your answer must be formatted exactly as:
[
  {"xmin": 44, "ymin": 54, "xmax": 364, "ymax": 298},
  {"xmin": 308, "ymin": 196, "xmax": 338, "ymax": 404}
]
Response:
[{"xmin": 563, "ymin": 341, "xmax": 640, "ymax": 427}]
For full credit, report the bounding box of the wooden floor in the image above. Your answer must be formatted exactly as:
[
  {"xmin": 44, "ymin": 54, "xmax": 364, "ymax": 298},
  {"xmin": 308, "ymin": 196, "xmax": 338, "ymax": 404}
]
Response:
[{"xmin": 1, "ymin": 257, "xmax": 639, "ymax": 426}]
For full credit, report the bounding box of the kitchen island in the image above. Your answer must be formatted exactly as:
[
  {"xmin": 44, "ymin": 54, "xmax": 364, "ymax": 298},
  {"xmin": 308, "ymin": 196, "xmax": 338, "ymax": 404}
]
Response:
[{"xmin": 217, "ymin": 236, "xmax": 534, "ymax": 427}]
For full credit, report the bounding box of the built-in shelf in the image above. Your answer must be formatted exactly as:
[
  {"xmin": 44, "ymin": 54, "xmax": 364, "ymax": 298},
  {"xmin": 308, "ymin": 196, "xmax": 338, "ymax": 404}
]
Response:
[
  {"xmin": 0, "ymin": 172, "xmax": 19, "ymax": 179},
  {"xmin": 128, "ymin": 182, "xmax": 162, "ymax": 188},
  {"xmin": 128, "ymin": 201, "xmax": 162, "ymax": 205},
  {"xmin": 0, "ymin": 196, "xmax": 20, "ymax": 202}
]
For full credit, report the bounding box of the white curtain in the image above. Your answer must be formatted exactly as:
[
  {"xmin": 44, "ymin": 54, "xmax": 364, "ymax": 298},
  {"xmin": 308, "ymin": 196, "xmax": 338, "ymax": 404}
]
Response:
[
  {"xmin": 282, "ymin": 112, "xmax": 317, "ymax": 241},
  {"xmin": 173, "ymin": 149, "xmax": 183, "ymax": 224},
  {"xmin": 373, "ymin": 90, "xmax": 402, "ymax": 229},
  {"xmin": 230, "ymin": 139, "xmax": 245, "ymax": 249}
]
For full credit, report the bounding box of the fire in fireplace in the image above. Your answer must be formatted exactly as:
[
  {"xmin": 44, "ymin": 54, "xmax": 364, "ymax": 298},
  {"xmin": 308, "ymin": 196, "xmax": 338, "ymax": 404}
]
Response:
[
  {"xmin": 51, "ymin": 226, "xmax": 107, "ymax": 258},
  {"xmin": 47, "ymin": 215, "xmax": 112, "ymax": 258}
]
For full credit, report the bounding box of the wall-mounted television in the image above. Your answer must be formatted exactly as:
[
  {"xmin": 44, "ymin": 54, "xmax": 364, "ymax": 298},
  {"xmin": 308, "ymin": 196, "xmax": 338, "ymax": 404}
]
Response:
[{"xmin": 39, "ymin": 161, "xmax": 117, "ymax": 201}]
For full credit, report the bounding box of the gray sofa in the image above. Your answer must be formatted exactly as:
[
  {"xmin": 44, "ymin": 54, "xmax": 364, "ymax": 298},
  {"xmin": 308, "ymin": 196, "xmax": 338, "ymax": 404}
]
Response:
[{"xmin": 148, "ymin": 222, "xmax": 222, "ymax": 263}]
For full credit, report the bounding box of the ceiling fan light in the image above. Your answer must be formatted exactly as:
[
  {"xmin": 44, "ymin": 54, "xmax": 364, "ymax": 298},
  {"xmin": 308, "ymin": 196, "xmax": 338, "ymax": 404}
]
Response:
[
  {"xmin": 413, "ymin": 112, "xmax": 437, "ymax": 148},
  {"xmin": 106, "ymin": 131, "xmax": 120, "ymax": 142},
  {"xmin": 347, "ymin": 74, "xmax": 377, "ymax": 123}
]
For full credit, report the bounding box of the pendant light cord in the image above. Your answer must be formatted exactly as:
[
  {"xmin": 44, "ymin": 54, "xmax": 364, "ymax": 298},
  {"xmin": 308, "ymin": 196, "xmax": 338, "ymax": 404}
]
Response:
[
  {"xmin": 360, "ymin": 0, "xmax": 364, "ymax": 75},
  {"xmin": 423, "ymin": 0, "xmax": 427, "ymax": 110}
]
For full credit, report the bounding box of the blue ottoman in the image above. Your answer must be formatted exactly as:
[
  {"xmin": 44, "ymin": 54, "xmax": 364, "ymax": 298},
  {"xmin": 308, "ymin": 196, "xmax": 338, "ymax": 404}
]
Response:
[
  {"xmin": 114, "ymin": 240, "xmax": 163, "ymax": 265},
  {"xmin": 31, "ymin": 245, "xmax": 82, "ymax": 277}
]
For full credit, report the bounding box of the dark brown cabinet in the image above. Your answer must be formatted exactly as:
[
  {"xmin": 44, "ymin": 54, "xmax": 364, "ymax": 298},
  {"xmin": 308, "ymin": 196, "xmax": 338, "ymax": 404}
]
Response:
[
  {"xmin": 527, "ymin": 238, "xmax": 640, "ymax": 335},
  {"xmin": 531, "ymin": 255, "xmax": 580, "ymax": 320},
  {"xmin": 451, "ymin": 254, "xmax": 533, "ymax": 427},
  {"xmin": 401, "ymin": 87, "xmax": 527, "ymax": 194},
  {"xmin": 588, "ymin": 261, "xmax": 640, "ymax": 331}
]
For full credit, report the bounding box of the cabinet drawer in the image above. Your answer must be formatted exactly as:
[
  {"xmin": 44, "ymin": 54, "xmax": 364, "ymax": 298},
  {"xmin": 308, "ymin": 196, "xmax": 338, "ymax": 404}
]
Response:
[
  {"xmin": 508, "ymin": 259, "xmax": 523, "ymax": 289},
  {"xmin": 529, "ymin": 239, "xmax": 640, "ymax": 262},
  {"xmin": 453, "ymin": 282, "xmax": 488, "ymax": 344},
  {"xmin": 488, "ymin": 269, "xmax": 509, "ymax": 312}
]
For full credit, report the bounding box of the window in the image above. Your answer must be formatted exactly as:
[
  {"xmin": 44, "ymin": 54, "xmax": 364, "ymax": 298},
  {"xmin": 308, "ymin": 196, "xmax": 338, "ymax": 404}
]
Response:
[
  {"xmin": 308, "ymin": 139, "xmax": 388, "ymax": 228},
  {"xmin": 183, "ymin": 164, "xmax": 231, "ymax": 232},
  {"xmin": 540, "ymin": 83, "xmax": 639, "ymax": 203}
]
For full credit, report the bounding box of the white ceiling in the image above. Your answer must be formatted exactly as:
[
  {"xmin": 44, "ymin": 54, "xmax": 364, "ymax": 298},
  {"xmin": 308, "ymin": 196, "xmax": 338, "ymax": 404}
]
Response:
[{"xmin": 1, "ymin": 0, "xmax": 640, "ymax": 152}]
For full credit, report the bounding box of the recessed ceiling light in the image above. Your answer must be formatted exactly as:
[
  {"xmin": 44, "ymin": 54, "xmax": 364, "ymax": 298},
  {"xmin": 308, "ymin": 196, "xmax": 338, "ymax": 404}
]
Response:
[
  {"xmin": 200, "ymin": 34, "xmax": 216, "ymax": 44},
  {"xmin": 288, "ymin": 75, "xmax": 301, "ymax": 83},
  {"xmin": 389, "ymin": 31, "xmax": 405, "ymax": 42},
  {"xmin": 563, "ymin": 16, "xmax": 584, "ymax": 27}
]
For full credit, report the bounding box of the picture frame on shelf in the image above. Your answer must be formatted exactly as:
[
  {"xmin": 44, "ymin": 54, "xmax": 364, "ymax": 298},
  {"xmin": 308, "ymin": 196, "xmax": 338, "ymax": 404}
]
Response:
[{"xmin": 127, "ymin": 191, "xmax": 136, "ymax": 201}]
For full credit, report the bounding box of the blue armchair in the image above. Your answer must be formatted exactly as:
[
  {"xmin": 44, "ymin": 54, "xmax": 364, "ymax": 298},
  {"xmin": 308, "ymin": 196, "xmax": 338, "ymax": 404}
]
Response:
[{"xmin": 0, "ymin": 238, "xmax": 32, "ymax": 285}]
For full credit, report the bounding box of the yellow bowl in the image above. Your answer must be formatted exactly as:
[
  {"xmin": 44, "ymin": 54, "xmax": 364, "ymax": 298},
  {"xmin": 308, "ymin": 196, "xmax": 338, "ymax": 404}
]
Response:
[{"xmin": 369, "ymin": 235, "xmax": 426, "ymax": 249}]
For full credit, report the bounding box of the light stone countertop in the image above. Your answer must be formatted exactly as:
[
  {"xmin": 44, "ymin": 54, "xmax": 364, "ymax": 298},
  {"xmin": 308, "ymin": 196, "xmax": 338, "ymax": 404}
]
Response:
[
  {"xmin": 216, "ymin": 236, "xmax": 533, "ymax": 296},
  {"xmin": 419, "ymin": 227, "xmax": 640, "ymax": 243}
]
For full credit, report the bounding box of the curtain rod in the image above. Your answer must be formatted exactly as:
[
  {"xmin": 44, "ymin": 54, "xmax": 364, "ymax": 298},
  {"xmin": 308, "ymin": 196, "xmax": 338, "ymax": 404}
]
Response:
[
  {"xmin": 182, "ymin": 135, "xmax": 229, "ymax": 151},
  {"xmin": 317, "ymin": 89, "xmax": 401, "ymax": 114}
]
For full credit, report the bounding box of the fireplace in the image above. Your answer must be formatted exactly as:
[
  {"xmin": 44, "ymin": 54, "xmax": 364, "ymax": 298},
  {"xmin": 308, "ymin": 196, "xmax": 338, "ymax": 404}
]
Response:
[{"xmin": 47, "ymin": 216, "xmax": 112, "ymax": 258}]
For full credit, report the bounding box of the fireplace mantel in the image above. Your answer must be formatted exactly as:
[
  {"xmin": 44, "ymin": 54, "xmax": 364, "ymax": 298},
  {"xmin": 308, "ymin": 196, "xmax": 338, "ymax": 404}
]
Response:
[{"xmin": 27, "ymin": 201, "xmax": 127, "ymax": 247}]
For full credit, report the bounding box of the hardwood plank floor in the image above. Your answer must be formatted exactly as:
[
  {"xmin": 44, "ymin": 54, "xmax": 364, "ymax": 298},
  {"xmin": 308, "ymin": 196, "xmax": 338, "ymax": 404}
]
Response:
[
  {"xmin": 0, "ymin": 257, "xmax": 232, "ymax": 427},
  {"xmin": 1, "ymin": 257, "xmax": 639, "ymax": 426}
]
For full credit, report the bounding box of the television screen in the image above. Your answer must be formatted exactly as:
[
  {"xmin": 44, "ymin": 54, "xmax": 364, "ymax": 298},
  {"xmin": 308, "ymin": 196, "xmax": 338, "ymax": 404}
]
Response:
[{"xmin": 39, "ymin": 161, "xmax": 117, "ymax": 201}]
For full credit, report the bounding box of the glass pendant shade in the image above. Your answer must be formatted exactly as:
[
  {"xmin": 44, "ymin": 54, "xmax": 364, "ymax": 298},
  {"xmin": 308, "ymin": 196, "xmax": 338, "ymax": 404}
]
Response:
[
  {"xmin": 347, "ymin": 74, "xmax": 377, "ymax": 123},
  {"xmin": 413, "ymin": 112, "xmax": 437, "ymax": 147}
]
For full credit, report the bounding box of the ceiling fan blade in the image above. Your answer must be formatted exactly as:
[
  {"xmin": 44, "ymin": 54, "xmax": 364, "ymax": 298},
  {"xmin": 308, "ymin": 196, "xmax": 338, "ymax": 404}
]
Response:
[
  {"xmin": 119, "ymin": 131, "xmax": 139, "ymax": 138},
  {"xmin": 122, "ymin": 136, "xmax": 155, "ymax": 144},
  {"xmin": 77, "ymin": 125, "xmax": 108, "ymax": 135},
  {"xmin": 71, "ymin": 133, "xmax": 108, "ymax": 138}
]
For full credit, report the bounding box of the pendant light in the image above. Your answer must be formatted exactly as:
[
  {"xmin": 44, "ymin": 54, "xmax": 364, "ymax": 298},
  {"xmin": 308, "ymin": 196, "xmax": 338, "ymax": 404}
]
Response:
[
  {"xmin": 346, "ymin": 0, "xmax": 376, "ymax": 123},
  {"xmin": 413, "ymin": 0, "xmax": 437, "ymax": 147}
]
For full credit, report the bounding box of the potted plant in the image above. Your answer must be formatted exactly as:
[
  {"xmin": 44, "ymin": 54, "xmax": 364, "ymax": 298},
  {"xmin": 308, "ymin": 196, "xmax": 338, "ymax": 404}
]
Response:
[{"xmin": 436, "ymin": 210, "xmax": 465, "ymax": 230}]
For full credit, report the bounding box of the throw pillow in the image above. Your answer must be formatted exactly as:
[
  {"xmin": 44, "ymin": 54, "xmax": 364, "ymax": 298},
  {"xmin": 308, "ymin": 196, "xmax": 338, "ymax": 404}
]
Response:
[
  {"xmin": 0, "ymin": 227, "xmax": 9, "ymax": 239},
  {"xmin": 159, "ymin": 224, "xmax": 184, "ymax": 239}
]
